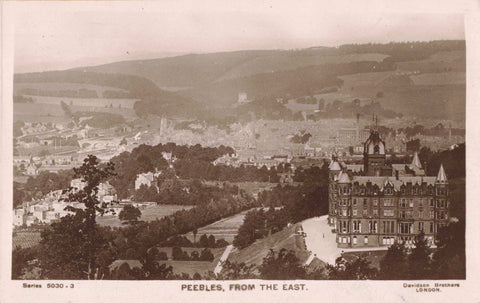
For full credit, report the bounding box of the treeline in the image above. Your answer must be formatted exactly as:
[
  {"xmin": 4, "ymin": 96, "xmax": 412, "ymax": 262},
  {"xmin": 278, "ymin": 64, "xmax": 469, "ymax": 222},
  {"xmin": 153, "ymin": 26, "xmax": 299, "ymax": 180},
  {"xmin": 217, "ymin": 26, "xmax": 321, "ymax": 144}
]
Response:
[
  {"xmin": 338, "ymin": 40, "xmax": 465, "ymax": 63},
  {"xmin": 399, "ymin": 123, "xmax": 465, "ymax": 138},
  {"xmin": 173, "ymin": 160, "xmax": 281, "ymax": 183},
  {"xmin": 161, "ymin": 234, "xmax": 229, "ymax": 249},
  {"xmin": 133, "ymin": 180, "xmax": 250, "ymax": 206},
  {"xmin": 419, "ymin": 143, "xmax": 465, "ymax": 179},
  {"xmin": 234, "ymin": 165, "xmax": 330, "ymax": 248},
  {"xmin": 109, "ymin": 143, "xmax": 234, "ymax": 199},
  {"xmin": 18, "ymin": 88, "xmax": 98, "ymax": 98},
  {"xmin": 327, "ymin": 221, "xmax": 465, "ymax": 280}
]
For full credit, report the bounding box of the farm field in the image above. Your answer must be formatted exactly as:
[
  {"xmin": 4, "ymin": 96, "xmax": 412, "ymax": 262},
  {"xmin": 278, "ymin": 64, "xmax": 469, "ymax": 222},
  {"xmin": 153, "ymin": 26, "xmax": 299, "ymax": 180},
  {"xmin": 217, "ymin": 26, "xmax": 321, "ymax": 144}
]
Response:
[
  {"xmin": 410, "ymin": 72, "xmax": 465, "ymax": 86},
  {"xmin": 14, "ymin": 102, "xmax": 137, "ymax": 123},
  {"xmin": 97, "ymin": 204, "xmax": 194, "ymax": 228}
]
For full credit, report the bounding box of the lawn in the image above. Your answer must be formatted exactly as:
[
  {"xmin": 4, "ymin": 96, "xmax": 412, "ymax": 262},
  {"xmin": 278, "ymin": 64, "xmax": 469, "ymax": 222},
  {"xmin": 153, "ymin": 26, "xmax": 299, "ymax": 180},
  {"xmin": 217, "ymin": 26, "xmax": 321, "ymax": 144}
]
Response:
[{"xmin": 183, "ymin": 209, "xmax": 250, "ymax": 243}]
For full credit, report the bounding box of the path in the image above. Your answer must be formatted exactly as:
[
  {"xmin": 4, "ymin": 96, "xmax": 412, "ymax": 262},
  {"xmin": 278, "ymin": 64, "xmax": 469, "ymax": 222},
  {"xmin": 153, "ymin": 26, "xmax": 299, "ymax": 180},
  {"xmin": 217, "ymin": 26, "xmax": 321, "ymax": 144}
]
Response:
[
  {"xmin": 301, "ymin": 215, "xmax": 388, "ymax": 265},
  {"xmin": 213, "ymin": 244, "xmax": 234, "ymax": 275}
]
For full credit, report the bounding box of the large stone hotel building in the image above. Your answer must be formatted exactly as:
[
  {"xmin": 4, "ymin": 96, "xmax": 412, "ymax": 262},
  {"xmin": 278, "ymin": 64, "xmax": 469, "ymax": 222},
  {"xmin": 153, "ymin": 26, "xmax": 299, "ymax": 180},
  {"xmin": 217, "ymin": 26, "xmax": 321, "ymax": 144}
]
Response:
[{"xmin": 328, "ymin": 129, "xmax": 449, "ymax": 248}]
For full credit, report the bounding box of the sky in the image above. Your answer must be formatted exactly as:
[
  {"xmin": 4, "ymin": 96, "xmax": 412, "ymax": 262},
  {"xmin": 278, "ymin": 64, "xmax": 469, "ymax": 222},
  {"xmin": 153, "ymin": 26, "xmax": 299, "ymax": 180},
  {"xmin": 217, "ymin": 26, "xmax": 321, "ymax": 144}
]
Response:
[{"xmin": 4, "ymin": 0, "xmax": 467, "ymax": 73}]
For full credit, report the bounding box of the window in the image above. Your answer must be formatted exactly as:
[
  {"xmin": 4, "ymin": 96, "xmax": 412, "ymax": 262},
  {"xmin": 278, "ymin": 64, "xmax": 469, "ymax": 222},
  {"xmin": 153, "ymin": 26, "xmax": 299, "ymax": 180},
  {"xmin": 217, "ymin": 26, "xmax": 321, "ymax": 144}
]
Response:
[
  {"xmin": 409, "ymin": 200, "xmax": 414, "ymax": 208},
  {"xmin": 353, "ymin": 209, "xmax": 357, "ymax": 216},
  {"xmin": 383, "ymin": 221, "xmax": 395, "ymax": 233},
  {"xmin": 440, "ymin": 200, "xmax": 445, "ymax": 208},
  {"xmin": 352, "ymin": 221, "xmax": 361, "ymax": 233},
  {"xmin": 353, "ymin": 236, "xmax": 357, "ymax": 244},
  {"xmin": 373, "ymin": 209, "xmax": 378, "ymax": 216},
  {"xmin": 342, "ymin": 210, "xmax": 347, "ymax": 217},
  {"xmin": 383, "ymin": 209, "xmax": 394, "ymax": 217},
  {"xmin": 400, "ymin": 211, "xmax": 407, "ymax": 219},
  {"xmin": 369, "ymin": 221, "xmax": 378, "ymax": 233},
  {"xmin": 430, "ymin": 199, "xmax": 434, "ymax": 207},
  {"xmin": 400, "ymin": 199, "xmax": 407, "ymax": 208},
  {"xmin": 363, "ymin": 198, "xmax": 367, "ymax": 206},
  {"xmin": 430, "ymin": 211, "xmax": 434, "ymax": 219},
  {"xmin": 429, "ymin": 222, "xmax": 434, "ymax": 233},
  {"xmin": 383, "ymin": 199, "xmax": 393, "ymax": 207},
  {"xmin": 353, "ymin": 198, "xmax": 357, "ymax": 206},
  {"xmin": 419, "ymin": 222, "xmax": 424, "ymax": 232},
  {"xmin": 364, "ymin": 236, "xmax": 368, "ymax": 244},
  {"xmin": 373, "ymin": 199, "xmax": 378, "ymax": 206},
  {"xmin": 399, "ymin": 223, "xmax": 413, "ymax": 234}
]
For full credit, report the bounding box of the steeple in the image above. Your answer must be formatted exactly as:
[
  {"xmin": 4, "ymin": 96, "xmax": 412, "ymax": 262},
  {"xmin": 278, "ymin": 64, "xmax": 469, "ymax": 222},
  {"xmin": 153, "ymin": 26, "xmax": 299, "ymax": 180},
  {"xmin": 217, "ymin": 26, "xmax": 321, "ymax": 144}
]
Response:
[
  {"xmin": 411, "ymin": 152, "xmax": 422, "ymax": 168},
  {"xmin": 436, "ymin": 163, "xmax": 448, "ymax": 183}
]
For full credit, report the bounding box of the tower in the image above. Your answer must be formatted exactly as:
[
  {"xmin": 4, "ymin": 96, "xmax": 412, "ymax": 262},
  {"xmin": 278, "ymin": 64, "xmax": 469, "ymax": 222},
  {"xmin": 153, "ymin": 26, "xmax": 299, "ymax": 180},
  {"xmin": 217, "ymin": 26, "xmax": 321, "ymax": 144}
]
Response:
[
  {"xmin": 328, "ymin": 159, "xmax": 342, "ymax": 226},
  {"xmin": 363, "ymin": 130, "xmax": 389, "ymax": 176}
]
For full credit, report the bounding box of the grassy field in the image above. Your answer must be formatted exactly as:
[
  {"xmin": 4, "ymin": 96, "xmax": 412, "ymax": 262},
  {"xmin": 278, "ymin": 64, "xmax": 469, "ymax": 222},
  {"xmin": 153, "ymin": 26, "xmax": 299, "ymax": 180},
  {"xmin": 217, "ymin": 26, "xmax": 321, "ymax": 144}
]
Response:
[
  {"xmin": 183, "ymin": 209, "xmax": 251, "ymax": 243},
  {"xmin": 217, "ymin": 52, "xmax": 390, "ymax": 82},
  {"xmin": 14, "ymin": 82, "xmax": 128, "ymax": 96},
  {"xmin": 97, "ymin": 204, "xmax": 194, "ymax": 228}
]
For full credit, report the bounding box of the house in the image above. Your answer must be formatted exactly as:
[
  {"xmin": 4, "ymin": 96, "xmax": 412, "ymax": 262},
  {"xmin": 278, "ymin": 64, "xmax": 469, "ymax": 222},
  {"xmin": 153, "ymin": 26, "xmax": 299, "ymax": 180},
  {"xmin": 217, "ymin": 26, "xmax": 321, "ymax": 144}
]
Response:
[{"xmin": 135, "ymin": 171, "xmax": 161, "ymax": 190}]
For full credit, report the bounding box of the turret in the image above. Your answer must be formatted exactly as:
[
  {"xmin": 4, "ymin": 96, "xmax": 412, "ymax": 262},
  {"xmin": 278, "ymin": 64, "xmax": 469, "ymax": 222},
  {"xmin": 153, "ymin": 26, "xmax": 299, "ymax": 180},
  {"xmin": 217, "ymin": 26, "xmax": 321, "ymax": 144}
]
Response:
[
  {"xmin": 411, "ymin": 151, "xmax": 422, "ymax": 169},
  {"xmin": 435, "ymin": 163, "xmax": 448, "ymax": 196},
  {"xmin": 436, "ymin": 163, "xmax": 448, "ymax": 184}
]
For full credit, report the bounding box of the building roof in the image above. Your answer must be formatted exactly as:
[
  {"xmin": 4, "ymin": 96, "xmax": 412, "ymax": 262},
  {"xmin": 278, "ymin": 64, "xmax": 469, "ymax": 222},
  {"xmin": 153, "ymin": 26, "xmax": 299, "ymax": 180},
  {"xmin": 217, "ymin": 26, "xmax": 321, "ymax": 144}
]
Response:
[
  {"xmin": 411, "ymin": 152, "xmax": 422, "ymax": 168},
  {"xmin": 436, "ymin": 164, "xmax": 448, "ymax": 183},
  {"xmin": 329, "ymin": 160, "xmax": 341, "ymax": 171},
  {"xmin": 351, "ymin": 176, "xmax": 437, "ymax": 190},
  {"xmin": 337, "ymin": 171, "xmax": 351, "ymax": 183},
  {"xmin": 345, "ymin": 164, "xmax": 363, "ymax": 173}
]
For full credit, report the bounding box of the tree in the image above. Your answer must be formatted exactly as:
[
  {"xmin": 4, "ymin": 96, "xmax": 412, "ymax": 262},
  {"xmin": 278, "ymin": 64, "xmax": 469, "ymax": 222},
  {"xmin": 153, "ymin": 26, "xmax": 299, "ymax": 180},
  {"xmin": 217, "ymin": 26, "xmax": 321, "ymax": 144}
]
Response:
[
  {"xmin": 431, "ymin": 221, "xmax": 465, "ymax": 279},
  {"xmin": 199, "ymin": 248, "xmax": 214, "ymax": 262},
  {"xmin": 193, "ymin": 228, "xmax": 198, "ymax": 245},
  {"xmin": 379, "ymin": 243, "xmax": 408, "ymax": 279},
  {"xmin": 217, "ymin": 261, "xmax": 258, "ymax": 280},
  {"xmin": 408, "ymin": 231, "xmax": 432, "ymax": 279},
  {"xmin": 119, "ymin": 204, "xmax": 142, "ymax": 224},
  {"xmin": 40, "ymin": 155, "xmax": 115, "ymax": 279},
  {"xmin": 259, "ymin": 249, "xmax": 306, "ymax": 280},
  {"xmin": 327, "ymin": 256, "xmax": 377, "ymax": 280}
]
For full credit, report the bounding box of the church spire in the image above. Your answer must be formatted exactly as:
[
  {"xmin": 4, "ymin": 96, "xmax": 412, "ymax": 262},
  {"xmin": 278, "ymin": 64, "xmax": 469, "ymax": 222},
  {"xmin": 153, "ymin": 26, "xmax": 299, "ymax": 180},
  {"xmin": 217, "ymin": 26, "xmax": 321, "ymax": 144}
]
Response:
[{"xmin": 436, "ymin": 163, "xmax": 448, "ymax": 183}]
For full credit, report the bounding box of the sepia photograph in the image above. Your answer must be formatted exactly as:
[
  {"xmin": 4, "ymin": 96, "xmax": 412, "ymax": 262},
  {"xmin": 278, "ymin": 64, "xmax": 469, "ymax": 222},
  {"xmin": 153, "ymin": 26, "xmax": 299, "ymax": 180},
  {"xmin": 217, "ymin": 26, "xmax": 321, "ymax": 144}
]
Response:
[{"xmin": 1, "ymin": 0, "xmax": 479, "ymax": 302}]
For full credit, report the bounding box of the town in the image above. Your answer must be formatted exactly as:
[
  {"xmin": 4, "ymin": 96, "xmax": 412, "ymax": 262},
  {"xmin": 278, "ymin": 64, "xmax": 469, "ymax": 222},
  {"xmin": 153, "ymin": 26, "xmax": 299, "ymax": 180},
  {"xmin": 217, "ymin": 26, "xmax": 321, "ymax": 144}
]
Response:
[{"xmin": 11, "ymin": 40, "xmax": 466, "ymax": 281}]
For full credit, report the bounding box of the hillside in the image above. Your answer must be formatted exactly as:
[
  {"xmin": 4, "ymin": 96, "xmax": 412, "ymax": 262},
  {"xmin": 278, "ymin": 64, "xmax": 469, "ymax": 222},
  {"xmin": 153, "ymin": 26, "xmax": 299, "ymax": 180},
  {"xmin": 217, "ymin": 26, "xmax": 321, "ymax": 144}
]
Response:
[
  {"xmin": 14, "ymin": 40, "xmax": 466, "ymax": 121},
  {"xmin": 14, "ymin": 70, "xmax": 203, "ymax": 118}
]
